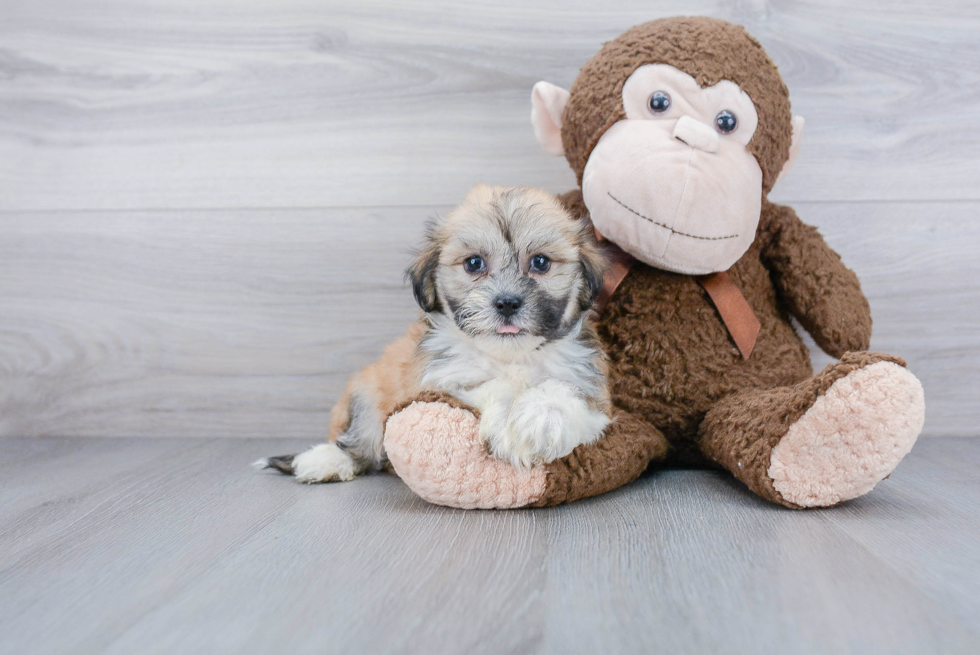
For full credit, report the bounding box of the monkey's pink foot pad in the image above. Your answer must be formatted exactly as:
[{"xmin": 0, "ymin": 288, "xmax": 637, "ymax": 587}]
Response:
[
  {"xmin": 769, "ymin": 361, "xmax": 925, "ymax": 508},
  {"xmin": 385, "ymin": 401, "xmax": 546, "ymax": 509}
]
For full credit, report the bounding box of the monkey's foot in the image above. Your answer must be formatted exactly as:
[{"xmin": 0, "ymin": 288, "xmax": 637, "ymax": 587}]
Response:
[
  {"xmin": 768, "ymin": 359, "xmax": 925, "ymax": 508},
  {"xmin": 384, "ymin": 401, "xmax": 546, "ymax": 509}
]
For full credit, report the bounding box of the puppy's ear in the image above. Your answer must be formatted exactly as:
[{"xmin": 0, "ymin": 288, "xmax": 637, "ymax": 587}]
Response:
[
  {"xmin": 406, "ymin": 225, "xmax": 442, "ymax": 313},
  {"xmin": 577, "ymin": 231, "xmax": 607, "ymax": 311},
  {"xmin": 463, "ymin": 183, "xmax": 495, "ymax": 205}
]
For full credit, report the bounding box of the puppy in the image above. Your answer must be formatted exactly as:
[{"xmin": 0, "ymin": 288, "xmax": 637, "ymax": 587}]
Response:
[{"xmin": 255, "ymin": 184, "xmax": 611, "ymax": 483}]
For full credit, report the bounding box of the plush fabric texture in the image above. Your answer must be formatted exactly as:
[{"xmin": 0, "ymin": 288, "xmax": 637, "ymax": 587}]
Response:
[
  {"xmin": 776, "ymin": 116, "xmax": 806, "ymax": 185},
  {"xmin": 768, "ymin": 361, "xmax": 925, "ymax": 508},
  {"xmin": 696, "ymin": 352, "xmax": 908, "ymax": 508},
  {"xmin": 384, "ymin": 393, "xmax": 547, "ymax": 510},
  {"xmin": 561, "ymin": 16, "xmax": 792, "ymax": 193},
  {"xmin": 382, "ymin": 16, "xmax": 923, "ymax": 510},
  {"xmin": 532, "ymin": 410, "xmax": 670, "ymax": 506},
  {"xmin": 531, "ymin": 81, "xmax": 570, "ymax": 156}
]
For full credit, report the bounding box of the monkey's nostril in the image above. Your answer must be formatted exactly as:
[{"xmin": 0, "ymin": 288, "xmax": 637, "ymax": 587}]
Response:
[{"xmin": 494, "ymin": 295, "xmax": 523, "ymax": 318}]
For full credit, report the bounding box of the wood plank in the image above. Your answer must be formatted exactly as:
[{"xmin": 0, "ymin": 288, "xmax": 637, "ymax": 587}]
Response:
[
  {"xmin": 0, "ymin": 437, "xmax": 212, "ymax": 561},
  {"xmin": 1, "ymin": 1, "xmax": 979, "ymax": 211},
  {"xmin": 0, "ymin": 437, "xmax": 977, "ymax": 654},
  {"xmin": 0, "ymin": 438, "xmax": 548, "ymax": 655},
  {"xmin": 820, "ymin": 438, "xmax": 980, "ymax": 633},
  {"xmin": 0, "ymin": 207, "xmax": 425, "ymax": 439},
  {"xmin": 542, "ymin": 468, "xmax": 976, "ymax": 654},
  {"xmin": 1, "ymin": 201, "xmax": 976, "ymax": 438}
]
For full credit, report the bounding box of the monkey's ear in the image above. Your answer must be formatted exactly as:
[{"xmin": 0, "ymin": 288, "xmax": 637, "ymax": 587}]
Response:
[
  {"xmin": 776, "ymin": 115, "xmax": 805, "ymax": 185},
  {"xmin": 531, "ymin": 81, "xmax": 570, "ymax": 157},
  {"xmin": 405, "ymin": 232, "xmax": 442, "ymax": 313}
]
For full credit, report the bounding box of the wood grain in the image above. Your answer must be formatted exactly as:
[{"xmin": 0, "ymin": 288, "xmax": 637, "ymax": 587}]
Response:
[
  {"xmin": 1, "ymin": 202, "xmax": 976, "ymax": 439},
  {"xmin": 0, "ymin": 207, "xmax": 425, "ymax": 438},
  {"xmin": 1, "ymin": 1, "xmax": 979, "ymax": 211},
  {"xmin": 0, "ymin": 437, "xmax": 976, "ymax": 654},
  {"xmin": 0, "ymin": 2, "xmax": 976, "ymax": 437}
]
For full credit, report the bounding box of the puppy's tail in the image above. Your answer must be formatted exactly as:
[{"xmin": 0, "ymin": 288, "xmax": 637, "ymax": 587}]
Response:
[{"xmin": 252, "ymin": 454, "xmax": 296, "ymax": 475}]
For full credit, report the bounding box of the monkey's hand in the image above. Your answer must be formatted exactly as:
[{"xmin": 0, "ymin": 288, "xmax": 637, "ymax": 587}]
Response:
[
  {"xmin": 761, "ymin": 201, "xmax": 872, "ymax": 357},
  {"xmin": 490, "ymin": 380, "xmax": 610, "ymax": 468}
]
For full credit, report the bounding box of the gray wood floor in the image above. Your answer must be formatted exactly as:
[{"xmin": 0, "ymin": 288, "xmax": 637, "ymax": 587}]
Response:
[{"xmin": 1, "ymin": 437, "xmax": 977, "ymax": 655}]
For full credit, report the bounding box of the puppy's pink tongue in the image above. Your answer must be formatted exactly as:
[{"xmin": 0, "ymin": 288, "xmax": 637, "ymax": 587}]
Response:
[{"xmin": 497, "ymin": 325, "xmax": 520, "ymax": 334}]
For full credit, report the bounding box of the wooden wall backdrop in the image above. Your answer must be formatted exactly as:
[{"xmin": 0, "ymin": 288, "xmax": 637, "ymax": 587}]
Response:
[{"xmin": 1, "ymin": 0, "xmax": 978, "ymax": 438}]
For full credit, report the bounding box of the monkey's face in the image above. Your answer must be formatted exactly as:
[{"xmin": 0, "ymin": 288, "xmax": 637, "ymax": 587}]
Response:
[
  {"xmin": 532, "ymin": 27, "xmax": 803, "ymax": 275},
  {"xmin": 408, "ymin": 185, "xmax": 605, "ymax": 346},
  {"xmin": 581, "ymin": 65, "xmax": 763, "ymax": 275}
]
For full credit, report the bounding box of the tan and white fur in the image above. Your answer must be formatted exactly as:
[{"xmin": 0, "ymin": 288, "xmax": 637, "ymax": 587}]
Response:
[{"xmin": 255, "ymin": 185, "xmax": 611, "ymax": 483}]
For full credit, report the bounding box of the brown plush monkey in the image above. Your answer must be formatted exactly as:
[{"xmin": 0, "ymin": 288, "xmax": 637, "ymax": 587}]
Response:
[{"xmin": 383, "ymin": 16, "xmax": 925, "ymax": 509}]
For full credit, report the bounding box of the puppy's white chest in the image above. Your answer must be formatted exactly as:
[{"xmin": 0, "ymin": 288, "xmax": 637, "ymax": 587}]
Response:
[
  {"xmin": 451, "ymin": 361, "xmax": 540, "ymax": 411},
  {"xmin": 497, "ymin": 362, "xmax": 541, "ymax": 393},
  {"xmin": 419, "ymin": 314, "xmax": 596, "ymax": 409}
]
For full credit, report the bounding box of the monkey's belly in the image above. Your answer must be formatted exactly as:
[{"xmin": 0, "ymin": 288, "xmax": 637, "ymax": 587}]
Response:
[{"xmin": 597, "ymin": 262, "xmax": 812, "ymax": 463}]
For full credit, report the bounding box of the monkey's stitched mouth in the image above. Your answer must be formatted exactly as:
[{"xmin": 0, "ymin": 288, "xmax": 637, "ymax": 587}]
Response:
[{"xmin": 607, "ymin": 193, "xmax": 738, "ymax": 241}]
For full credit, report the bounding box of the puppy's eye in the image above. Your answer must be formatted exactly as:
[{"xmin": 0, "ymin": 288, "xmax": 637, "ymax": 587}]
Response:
[
  {"xmin": 529, "ymin": 254, "xmax": 551, "ymax": 273},
  {"xmin": 463, "ymin": 255, "xmax": 485, "ymax": 274},
  {"xmin": 648, "ymin": 91, "xmax": 671, "ymax": 114},
  {"xmin": 715, "ymin": 110, "xmax": 738, "ymax": 134}
]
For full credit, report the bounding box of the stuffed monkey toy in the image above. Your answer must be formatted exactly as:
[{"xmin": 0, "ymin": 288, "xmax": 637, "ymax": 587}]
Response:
[{"xmin": 383, "ymin": 16, "xmax": 925, "ymax": 509}]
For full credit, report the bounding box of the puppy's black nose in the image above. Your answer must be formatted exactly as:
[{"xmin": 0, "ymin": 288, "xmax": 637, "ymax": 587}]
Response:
[{"xmin": 494, "ymin": 295, "xmax": 523, "ymax": 318}]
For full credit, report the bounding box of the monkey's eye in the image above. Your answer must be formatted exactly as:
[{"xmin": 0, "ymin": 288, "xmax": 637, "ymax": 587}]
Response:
[
  {"xmin": 529, "ymin": 254, "xmax": 551, "ymax": 273},
  {"xmin": 648, "ymin": 91, "xmax": 671, "ymax": 114},
  {"xmin": 715, "ymin": 110, "xmax": 738, "ymax": 134},
  {"xmin": 463, "ymin": 255, "xmax": 485, "ymax": 274}
]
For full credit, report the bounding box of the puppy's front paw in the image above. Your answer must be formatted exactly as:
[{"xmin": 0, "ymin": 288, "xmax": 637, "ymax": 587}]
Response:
[
  {"xmin": 490, "ymin": 381, "xmax": 609, "ymax": 468},
  {"xmin": 493, "ymin": 400, "xmax": 566, "ymax": 467},
  {"xmin": 291, "ymin": 443, "xmax": 357, "ymax": 483}
]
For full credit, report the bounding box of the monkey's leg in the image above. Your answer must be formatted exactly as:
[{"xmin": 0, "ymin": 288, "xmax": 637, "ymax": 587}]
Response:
[
  {"xmin": 384, "ymin": 394, "xmax": 669, "ymax": 508},
  {"xmin": 384, "ymin": 392, "xmax": 547, "ymax": 509},
  {"xmin": 696, "ymin": 352, "xmax": 924, "ymax": 509},
  {"xmin": 385, "ymin": 394, "xmax": 668, "ymax": 509},
  {"xmin": 530, "ymin": 409, "xmax": 670, "ymax": 507}
]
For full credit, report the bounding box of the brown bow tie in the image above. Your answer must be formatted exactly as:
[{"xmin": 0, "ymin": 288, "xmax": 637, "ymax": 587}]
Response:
[
  {"xmin": 695, "ymin": 270, "xmax": 760, "ymax": 359},
  {"xmin": 593, "ymin": 231, "xmax": 759, "ymax": 360}
]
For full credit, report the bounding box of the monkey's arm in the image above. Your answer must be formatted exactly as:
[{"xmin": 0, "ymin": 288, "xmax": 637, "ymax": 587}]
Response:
[{"xmin": 759, "ymin": 201, "xmax": 872, "ymax": 357}]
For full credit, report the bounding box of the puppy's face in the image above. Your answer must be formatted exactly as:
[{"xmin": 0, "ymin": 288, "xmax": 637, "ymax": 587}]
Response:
[{"xmin": 408, "ymin": 185, "xmax": 605, "ymax": 342}]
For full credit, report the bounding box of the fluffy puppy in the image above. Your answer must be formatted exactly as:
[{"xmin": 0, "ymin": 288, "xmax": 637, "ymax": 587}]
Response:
[{"xmin": 255, "ymin": 184, "xmax": 610, "ymax": 483}]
